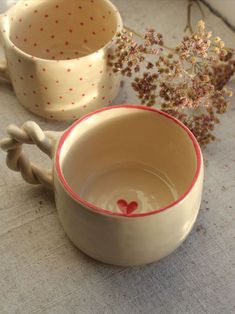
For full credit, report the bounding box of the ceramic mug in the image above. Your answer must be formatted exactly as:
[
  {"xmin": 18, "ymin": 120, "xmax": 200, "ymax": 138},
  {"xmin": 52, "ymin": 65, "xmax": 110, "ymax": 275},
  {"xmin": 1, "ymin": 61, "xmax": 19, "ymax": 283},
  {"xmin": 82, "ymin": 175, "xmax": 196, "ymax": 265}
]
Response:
[
  {"xmin": 0, "ymin": 105, "xmax": 203, "ymax": 266},
  {"xmin": 0, "ymin": 0, "xmax": 122, "ymax": 120}
]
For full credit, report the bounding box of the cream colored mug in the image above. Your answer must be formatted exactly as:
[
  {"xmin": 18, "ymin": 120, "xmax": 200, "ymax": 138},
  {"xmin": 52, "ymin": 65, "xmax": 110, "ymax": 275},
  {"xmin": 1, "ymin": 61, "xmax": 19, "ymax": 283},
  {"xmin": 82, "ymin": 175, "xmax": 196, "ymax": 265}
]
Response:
[
  {"xmin": 0, "ymin": 0, "xmax": 122, "ymax": 120},
  {"xmin": 0, "ymin": 105, "xmax": 204, "ymax": 266}
]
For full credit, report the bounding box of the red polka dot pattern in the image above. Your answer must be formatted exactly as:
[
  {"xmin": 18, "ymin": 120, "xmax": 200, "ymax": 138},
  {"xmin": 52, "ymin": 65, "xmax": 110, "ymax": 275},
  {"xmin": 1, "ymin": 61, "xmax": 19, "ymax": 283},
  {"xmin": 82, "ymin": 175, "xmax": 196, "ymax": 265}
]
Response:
[
  {"xmin": 1, "ymin": 0, "xmax": 122, "ymax": 120},
  {"xmin": 7, "ymin": 0, "xmax": 121, "ymax": 61}
]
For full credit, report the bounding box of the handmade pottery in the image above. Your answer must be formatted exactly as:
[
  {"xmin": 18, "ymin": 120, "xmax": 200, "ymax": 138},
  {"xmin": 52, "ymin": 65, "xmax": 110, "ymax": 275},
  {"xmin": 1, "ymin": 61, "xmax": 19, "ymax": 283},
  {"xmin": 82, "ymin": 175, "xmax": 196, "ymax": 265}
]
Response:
[
  {"xmin": 0, "ymin": 0, "xmax": 122, "ymax": 120},
  {"xmin": 0, "ymin": 105, "xmax": 204, "ymax": 266}
]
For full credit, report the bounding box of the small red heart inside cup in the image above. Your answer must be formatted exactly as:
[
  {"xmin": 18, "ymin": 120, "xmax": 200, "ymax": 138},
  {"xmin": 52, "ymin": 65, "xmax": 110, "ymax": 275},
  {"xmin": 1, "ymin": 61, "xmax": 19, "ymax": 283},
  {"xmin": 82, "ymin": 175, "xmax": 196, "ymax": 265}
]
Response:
[{"xmin": 117, "ymin": 199, "xmax": 138, "ymax": 215}]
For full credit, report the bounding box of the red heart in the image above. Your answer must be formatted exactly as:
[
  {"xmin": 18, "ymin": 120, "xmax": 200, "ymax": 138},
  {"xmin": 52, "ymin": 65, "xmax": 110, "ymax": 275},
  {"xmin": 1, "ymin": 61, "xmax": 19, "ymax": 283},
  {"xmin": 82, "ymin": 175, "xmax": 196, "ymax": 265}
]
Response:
[{"xmin": 117, "ymin": 199, "xmax": 138, "ymax": 215}]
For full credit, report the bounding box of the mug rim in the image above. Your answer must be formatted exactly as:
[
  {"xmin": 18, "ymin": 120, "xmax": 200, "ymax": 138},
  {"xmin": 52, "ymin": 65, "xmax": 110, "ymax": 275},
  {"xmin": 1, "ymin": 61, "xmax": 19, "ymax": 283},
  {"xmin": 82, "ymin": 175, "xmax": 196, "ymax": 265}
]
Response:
[
  {"xmin": 0, "ymin": 0, "xmax": 123, "ymax": 62},
  {"xmin": 56, "ymin": 105, "xmax": 203, "ymax": 218}
]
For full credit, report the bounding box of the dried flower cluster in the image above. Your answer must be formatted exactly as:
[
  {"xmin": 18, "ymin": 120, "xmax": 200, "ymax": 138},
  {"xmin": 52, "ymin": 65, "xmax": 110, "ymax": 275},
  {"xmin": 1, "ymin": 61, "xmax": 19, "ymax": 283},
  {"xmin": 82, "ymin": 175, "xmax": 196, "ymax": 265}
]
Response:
[{"xmin": 109, "ymin": 20, "xmax": 235, "ymax": 145}]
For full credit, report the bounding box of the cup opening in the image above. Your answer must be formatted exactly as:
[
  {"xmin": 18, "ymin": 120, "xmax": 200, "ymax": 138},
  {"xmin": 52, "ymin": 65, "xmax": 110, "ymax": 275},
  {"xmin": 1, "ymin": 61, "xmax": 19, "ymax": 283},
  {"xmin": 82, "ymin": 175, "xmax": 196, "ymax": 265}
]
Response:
[
  {"xmin": 4, "ymin": 0, "xmax": 122, "ymax": 60},
  {"xmin": 56, "ymin": 105, "xmax": 202, "ymax": 217}
]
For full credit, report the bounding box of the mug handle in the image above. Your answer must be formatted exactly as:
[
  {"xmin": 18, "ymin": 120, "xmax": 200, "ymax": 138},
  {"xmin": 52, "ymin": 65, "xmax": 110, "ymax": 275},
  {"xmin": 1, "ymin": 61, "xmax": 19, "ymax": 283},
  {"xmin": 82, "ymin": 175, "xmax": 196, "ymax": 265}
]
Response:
[
  {"xmin": 0, "ymin": 13, "xmax": 11, "ymax": 83},
  {"xmin": 0, "ymin": 121, "xmax": 62, "ymax": 190},
  {"xmin": 0, "ymin": 59, "xmax": 10, "ymax": 82}
]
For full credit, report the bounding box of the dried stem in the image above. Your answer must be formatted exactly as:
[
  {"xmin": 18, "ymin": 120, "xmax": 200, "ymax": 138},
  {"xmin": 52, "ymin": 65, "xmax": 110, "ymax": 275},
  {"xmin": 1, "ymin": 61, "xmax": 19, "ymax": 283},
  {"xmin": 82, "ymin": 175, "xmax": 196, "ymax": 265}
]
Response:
[
  {"xmin": 124, "ymin": 25, "xmax": 143, "ymax": 39},
  {"xmin": 196, "ymin": 0, "xmax": 205, "ymax": 20},
  {"xmin": 184, "ymin": 1, "xmax": 194, "ymax": 34},
  {"xmin": 124, "ymin": 25, "xmax": 174, "ymax": 51},
  {"xmin": 185, "ymin": 0, "xmax": 205, "ymax": 34}
]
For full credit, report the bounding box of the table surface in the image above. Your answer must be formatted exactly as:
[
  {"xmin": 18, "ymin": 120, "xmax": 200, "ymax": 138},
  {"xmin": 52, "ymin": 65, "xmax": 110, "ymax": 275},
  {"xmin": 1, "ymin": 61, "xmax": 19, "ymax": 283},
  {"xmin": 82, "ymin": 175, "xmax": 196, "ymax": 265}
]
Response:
[{"xmin": 0, "ymin": 1, "xmax": 234, "ymax": 313}]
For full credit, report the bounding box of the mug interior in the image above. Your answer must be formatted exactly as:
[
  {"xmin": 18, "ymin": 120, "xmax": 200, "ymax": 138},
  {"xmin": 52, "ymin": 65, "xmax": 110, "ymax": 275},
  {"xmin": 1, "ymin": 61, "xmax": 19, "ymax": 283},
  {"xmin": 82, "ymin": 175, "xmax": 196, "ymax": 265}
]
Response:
[
  {"xmin": 6, "ymin": 0, "xmax": 121, "ymax": 60},
  {"xmin": 57, "ymin": 106, "xmax": 201, "ymax": 216}
]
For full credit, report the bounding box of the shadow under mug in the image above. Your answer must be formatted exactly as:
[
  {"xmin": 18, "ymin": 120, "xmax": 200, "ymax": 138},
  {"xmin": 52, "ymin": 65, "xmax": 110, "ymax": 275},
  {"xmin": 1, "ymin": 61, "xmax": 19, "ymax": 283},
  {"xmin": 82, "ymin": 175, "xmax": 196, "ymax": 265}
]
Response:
[
  {"xmin": 0, "ymin": 0, "xmax": 122, "ymax": 120},
  {"xmin": 0, "ymin": 105, "xmax": 203, "ymax": 266}
]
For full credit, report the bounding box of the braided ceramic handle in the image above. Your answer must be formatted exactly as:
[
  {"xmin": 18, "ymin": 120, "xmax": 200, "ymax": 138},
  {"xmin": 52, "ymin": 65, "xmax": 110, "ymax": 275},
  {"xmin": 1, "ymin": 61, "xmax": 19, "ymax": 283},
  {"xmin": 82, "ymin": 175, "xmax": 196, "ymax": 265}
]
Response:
[{"xmin": 0, "ymin": 121, "xmax": 62, "ymax": 190}]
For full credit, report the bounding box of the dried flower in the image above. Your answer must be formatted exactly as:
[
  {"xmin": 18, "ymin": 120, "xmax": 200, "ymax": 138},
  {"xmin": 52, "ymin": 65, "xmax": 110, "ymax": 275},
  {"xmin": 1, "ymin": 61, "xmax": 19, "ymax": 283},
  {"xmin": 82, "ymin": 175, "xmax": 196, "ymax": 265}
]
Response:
[
  {"xmin": 109, "ymin": 21, "xmax": 235, "ymax": 145},
  {"xmin": 197, "ymin": 20, "xmax": 205, "ymax": 31}
]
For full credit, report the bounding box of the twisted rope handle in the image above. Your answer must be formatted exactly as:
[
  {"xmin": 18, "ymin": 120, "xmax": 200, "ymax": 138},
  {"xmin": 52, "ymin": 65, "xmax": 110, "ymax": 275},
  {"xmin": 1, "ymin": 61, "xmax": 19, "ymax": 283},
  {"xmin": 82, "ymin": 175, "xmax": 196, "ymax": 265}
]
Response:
[{"xmin": 0, "ymin": 121, "xmax": 61, "ymax": 190}]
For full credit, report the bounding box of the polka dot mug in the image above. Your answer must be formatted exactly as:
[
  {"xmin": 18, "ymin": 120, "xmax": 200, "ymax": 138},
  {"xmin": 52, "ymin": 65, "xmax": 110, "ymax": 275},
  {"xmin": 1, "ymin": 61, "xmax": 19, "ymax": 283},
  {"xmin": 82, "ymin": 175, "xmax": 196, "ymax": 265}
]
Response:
[{"xmin": 0, "ymin": 0, "xmax": 123, "ymax": 120}]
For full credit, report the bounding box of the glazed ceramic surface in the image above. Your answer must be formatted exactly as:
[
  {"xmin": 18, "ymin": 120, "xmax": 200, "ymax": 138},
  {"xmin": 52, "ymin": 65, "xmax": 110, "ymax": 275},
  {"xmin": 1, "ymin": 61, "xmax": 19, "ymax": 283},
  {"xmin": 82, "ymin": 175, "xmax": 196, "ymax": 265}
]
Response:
[
  {"xmin": 0, "ymin": 105, "xmax": 204, "ymax": 266},
  {"xmin": 0, "ymin": 0, "xmax": 122, "ymax": 120}
]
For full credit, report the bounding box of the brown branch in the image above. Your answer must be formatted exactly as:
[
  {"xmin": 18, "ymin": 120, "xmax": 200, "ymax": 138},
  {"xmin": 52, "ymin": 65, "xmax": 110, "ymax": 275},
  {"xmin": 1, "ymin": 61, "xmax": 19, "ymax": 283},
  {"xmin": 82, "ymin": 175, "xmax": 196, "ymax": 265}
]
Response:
[
  {"xmin": 124, "ymin": 25, "xmax": 144, "ymax": 39},
  {"xmin": 195, "ymin": 0, "xmax": 205, "ymax": 20},
  {"xmin": 184, "ymin": 0, "xmax": 205, "ymax": 34},
  {"xmin": 184, "ymin": 1, "xmax": 194, "ymax": 34},
  {"xmin": 124, "ymin": 25, "xmax": 174, "ymax": 51}
]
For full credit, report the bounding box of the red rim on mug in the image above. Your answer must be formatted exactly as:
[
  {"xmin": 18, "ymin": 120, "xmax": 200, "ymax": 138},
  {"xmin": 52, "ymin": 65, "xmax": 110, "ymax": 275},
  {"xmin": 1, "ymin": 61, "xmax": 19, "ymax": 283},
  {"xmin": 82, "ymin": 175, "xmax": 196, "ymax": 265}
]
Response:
[{"xmin": 56, "ymin": 105, "xmax": 202, "ymax": 217}]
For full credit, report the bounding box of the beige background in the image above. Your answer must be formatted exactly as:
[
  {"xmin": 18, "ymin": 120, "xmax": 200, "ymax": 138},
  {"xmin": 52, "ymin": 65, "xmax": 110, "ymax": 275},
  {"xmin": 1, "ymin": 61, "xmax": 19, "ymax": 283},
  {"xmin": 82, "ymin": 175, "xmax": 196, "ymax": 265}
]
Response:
[{"xmin": 0, "ymin": 0, "xmax": 235, "ymax": 313}]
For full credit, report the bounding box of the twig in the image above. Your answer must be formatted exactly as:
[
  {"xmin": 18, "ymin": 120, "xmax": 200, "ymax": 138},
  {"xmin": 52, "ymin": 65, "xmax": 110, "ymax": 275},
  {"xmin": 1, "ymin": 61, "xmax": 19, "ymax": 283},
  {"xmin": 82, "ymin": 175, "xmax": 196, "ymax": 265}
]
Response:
[
  {"xmin": 124, "ymin": 25, "xmax": 174, "ymax": 51},
  {"xmin": 184, "ymin": 1, "xmax": 194, "ymax": 34},
  {"xmin": 184, "ymin": 0, "xmax": 205, "ymax": 34},
  {"xmin": 124, "ymin": 25, "xmax": 144, "ymax": 39},
  {"xmin": 195, "ymin": 0, "xmax": 205, "ymax": 20}
]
